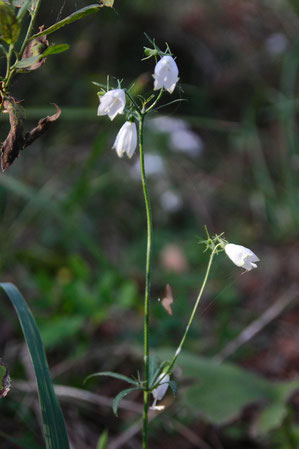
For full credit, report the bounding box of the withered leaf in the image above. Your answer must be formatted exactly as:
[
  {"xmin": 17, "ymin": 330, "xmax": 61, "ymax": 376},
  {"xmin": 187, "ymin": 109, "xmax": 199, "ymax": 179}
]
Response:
[
  {"xmin": 161, "ymin": 284, "xmax": 174, "ymax": 316},
  {"xmin": 1, "ymin": 100, "xmax": 61, "ymax": 171},
  {"xmin": 24, "ymin": 103, "xmax": 61, "ymax": 146},
  {"xmin": 0, "ymin": 360, "xmax": 11, "ymax": 398},
  {"xmin": 20, "ymin": 25, "xmax": 49, "ymax": 71},
  {"xmin": 1, "ymin": 97, "xmax": 25, "ymax": 172}
]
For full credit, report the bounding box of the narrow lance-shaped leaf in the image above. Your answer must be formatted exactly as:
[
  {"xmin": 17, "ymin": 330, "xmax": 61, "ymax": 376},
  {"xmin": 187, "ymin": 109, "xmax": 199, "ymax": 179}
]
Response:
[
  {"xmin": 85, "ymin": 371, "xmax": 138, "ymax": 386},
  {"xmin": 113, "ymin": 387, "xmax": 139, "ymax": 417},
  {"xmin": 0, "ymin": 282, "xmax": 70, "ymax": 449},
  {"xmin": 29, "ymin": 4, "xmax": 101, "ymax": 40}
]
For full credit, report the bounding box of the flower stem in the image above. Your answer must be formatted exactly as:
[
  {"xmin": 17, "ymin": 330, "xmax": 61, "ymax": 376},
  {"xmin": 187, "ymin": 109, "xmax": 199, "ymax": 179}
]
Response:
[
  {"xmin": 139, "ymin": 114, "xmax": 152, "ymax": 449},
  {"xmin": 153, "ymin": 244, "xmax": 221, "ymax": 388}
]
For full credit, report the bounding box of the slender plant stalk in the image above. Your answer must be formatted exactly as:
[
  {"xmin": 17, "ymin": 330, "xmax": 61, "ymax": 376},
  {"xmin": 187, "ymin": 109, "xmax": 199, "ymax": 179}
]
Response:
[
  {"xmin": 4, "ymin": 0, "xmax": 42, "ymax": 92},
  {"xmin": 153, "ymin": 244, "xmax": 221, "ymax": 388},
  {"xmin": 139, "ymin": 114, "xmax": 152, "ymax": 449}
]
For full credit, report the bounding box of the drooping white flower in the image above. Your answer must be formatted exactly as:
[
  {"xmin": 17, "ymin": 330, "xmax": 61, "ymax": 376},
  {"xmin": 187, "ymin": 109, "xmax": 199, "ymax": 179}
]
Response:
[
  {"xmin": 151, "ymin": 373, "xmax": 170, "ymax": 410},
  {"xmin": 97, "ymin": 89, "xmax": 126, "ymax": 121},
  {"xmin": 153, "ymin": 55, "xmax": 179, "ymax": 94},
  {"xmin": 113, "ymin": 121, "xmax": 137, "ymax": 158},
  {"xmin": 225, "ymin": 243, "xmax": 260, "ymax": 271}
]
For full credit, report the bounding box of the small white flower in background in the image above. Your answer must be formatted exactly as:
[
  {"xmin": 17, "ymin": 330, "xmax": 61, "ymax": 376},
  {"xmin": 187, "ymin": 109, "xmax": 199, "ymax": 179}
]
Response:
[
  {"xmin": 97, "ymin": 89, "xmax": 126, "ymax": 121},
  {"xmin": 225, "ymin": 243, "xmax": 260, "ymax": 271},
  {"xmin": 153, "ymin": 55, "xmax": 179, "ymax": 94},
  {"xmin": 113, "ymin": 121, "xmax": 137, "ymax": 158},
  {"xmin": 150, "ymin": 373, "xmax": 170, "ymax": 410}
]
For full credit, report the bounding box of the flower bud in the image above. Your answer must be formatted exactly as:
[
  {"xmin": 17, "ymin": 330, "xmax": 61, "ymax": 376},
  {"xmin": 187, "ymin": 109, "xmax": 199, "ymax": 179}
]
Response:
[
  {"xmin": 0, "ymin": 1, "xmax": 21, "ymax": 45},
  {"xmin": 97, "ymin": 89, "xmax": 126, "ymax": 121},
  {"xmin": 113, "ymin": 121, "xmax": 137, "ymax": 158},
  {"xmin": 153, "ymin": 55, "xmax": 179, "ymax": 94},
  {"xmin": 225, "ymin": 243, "xmax": 259, "ymax": 271}
]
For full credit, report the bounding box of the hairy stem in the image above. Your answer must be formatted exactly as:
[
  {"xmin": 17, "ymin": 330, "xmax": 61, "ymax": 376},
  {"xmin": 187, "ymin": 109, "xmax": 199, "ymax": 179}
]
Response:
[{"xmin": 139, "ymin": 114, "xmax": 152, "ymax": 449}]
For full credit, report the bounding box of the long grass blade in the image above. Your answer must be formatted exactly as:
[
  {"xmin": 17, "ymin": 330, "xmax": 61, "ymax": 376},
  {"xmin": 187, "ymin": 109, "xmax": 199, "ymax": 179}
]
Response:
[{"xmin": 0, "ymin": 282, "xmax": 70, "ymax": 449}]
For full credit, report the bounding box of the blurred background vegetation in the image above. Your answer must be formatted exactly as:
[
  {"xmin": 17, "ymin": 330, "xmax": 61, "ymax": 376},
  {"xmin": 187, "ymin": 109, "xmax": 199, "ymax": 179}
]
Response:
[{"xmin": 2, "ymin": 0, "xmax": 299, "ymax": 448}]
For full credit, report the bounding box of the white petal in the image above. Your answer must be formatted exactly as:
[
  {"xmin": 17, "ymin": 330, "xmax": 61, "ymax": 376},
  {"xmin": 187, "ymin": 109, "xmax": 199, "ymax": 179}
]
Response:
[
  {"xmin": 153, "ymin": 56, "xmax": 179, "ymax": 93},
  {"xmin": 152, "ymin": 373, "xmax": 170, "ymax": 401}
]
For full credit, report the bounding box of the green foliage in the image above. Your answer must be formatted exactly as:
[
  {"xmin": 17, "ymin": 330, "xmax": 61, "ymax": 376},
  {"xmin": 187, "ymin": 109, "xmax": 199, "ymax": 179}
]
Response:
[
  {"xmin": 96, "ymin": 431, "xmax": 109, "ymax": 449},
  {"xmin": 0, "ymin": 282, "xmax": 70, "ymax": 449},
  {"xmin": 0, "ymin": 0, "xmax": 20, "ymax": 44},
  {"xmin": 113, "ymin": 387, "xmax": 139, "ymax": 416},
  {"xmin": 157, "ymin": 349, "xmax": 299, "ymax": 433},
  {"xmin": 29, "ymin": 5, "xmax": 102, "ymax": 40},
  {"xmin": 85, "ymin": 371, "xmax": 138, "ymax": 385}
]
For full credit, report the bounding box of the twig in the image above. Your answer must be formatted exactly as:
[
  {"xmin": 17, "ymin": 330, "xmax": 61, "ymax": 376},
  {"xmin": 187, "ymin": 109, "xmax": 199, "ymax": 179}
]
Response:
[{"xmin": 214, "ymin": 288, "xmax": 298, "ymax": 363}]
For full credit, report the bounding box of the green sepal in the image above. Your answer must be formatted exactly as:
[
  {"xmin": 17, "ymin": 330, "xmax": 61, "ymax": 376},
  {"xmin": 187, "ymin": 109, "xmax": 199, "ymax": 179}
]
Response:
[{"xmin": 168, "ymin": 380, "xmax": 178, "ymax": 397}]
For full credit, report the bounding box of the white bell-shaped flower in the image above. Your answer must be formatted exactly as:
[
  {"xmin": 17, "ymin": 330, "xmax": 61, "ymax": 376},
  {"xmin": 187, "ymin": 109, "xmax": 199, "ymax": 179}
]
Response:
[
  {"xmin": 151, "ymin": 373, "xmax": 170, "ymax": 410},
  {"xmin": 225, "ymin": 243, "xmax": 260, "ymax": 271},
  {"xmin": 97, "ymin": 89, "xmax": 126, "ymax": 121},
  {"xmin": 153, "ymin": 55, "xmax": 179, "ymax": 94},
  {"xmin": 113, "ymin": 121, "xmax": 137, "ymax": 158}
]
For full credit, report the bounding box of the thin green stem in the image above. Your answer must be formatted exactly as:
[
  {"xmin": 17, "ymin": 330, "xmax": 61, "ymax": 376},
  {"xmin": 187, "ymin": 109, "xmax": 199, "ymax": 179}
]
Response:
[
  {"xmin": 145, "ymin": 88, "xmax": 163, "ymax": 113},
  {"xmin": 139, "ymin": 114, "xmax": 152, "ymax": 449},
  {"xmin": 152, "ymin": 244, "xmax": 221, "ymax": 389},
  {"xmin": 4, "ymin": 0, "xmax": 42, "ymax": 91}
]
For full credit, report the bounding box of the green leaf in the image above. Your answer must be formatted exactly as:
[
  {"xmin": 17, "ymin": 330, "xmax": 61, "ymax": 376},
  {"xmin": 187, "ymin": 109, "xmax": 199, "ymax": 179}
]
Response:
[
  {"xmin": 85, "ymin": 371, "xmax": 138, "ymax": 386},
  {"xmin": 16, "ymin": 0, "xmax": 31, "ymax": 20},
  {"xmin": 42, "ymin": 44, "xmax": 70, "ymax": 56},
  {"xmin": 15, "ymin": 54, "xmax": 41, "ymax": 68},
  {"xmin": 254, "ymin": 402, "xmax": 288, "ymax": 435},
  {"xmin": 0, "ymin": 282, "xmax": 70, "ymax": 449},
  {"xmin": 96, "ymin": 430, "xmax": 108, "ymax": 449},
  {"xmin": 12, "ymin": 0, "xmax": 31, "ymax": 6},
  {"xmin": 168, "ymin": 380, "xmax": 178, "ymax": 397},
  {"xmin": 29, "ymin": 4, "xmax": 101, "ymax": 40},
  {"xmin": 148, "ymin": 355, "xmax": 159, "ymax": 387},
  {"xmin": 113, "ymin": 387, "xmax": 139, "ymax": 417}
]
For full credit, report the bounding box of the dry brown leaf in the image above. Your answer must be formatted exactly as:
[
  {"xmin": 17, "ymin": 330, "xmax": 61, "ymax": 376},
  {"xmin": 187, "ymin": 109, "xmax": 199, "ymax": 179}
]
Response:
[
  {"xmin": 1, "ymin": 100, "xmax": 61, "ymax": 171},
  {"xmin": 161, "ymin": 284, "xmax": 174, "ymax": 316}
]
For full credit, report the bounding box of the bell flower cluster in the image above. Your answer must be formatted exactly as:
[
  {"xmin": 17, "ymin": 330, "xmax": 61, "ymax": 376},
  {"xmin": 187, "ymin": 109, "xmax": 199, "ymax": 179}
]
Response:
[{"xmin": 96, "ymin": 42, "xmax": 180, "ymax": 160}]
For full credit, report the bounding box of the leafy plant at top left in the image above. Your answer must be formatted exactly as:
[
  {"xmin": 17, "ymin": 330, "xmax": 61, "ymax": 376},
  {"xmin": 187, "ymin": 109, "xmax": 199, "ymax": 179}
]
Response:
[{"xmin": 0, "ymin": 0, "xmax": 109, "ymax": 171}]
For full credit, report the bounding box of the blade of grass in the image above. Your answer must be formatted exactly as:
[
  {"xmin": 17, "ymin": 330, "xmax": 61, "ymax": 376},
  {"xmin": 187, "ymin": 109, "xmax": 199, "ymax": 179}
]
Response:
[{"xmin": 0, "ymin": 282, "xmax": 70, "ymax": 449}]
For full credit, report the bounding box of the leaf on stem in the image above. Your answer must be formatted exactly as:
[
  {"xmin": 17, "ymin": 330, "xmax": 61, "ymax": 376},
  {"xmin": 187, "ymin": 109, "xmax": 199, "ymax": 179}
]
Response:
[
  {"xmin": 1, "ymin": 99, "xmax": 61, "ymax": 171},
  {"xmin": 85, "ymin": 371, "xmax": 138, "ymax": 386},
  {"xmin": 17, "ymin": 25, "xmax": 49, "ymax": 71},
  {"xmin": 113, "ymin": 387, "xmax": 139, "ymax": 417},
  {"xmin": 0, "ymin": 0, "xmax": 21, "ymax": 44},
  {"xmin": 0, "ymin": 361, "xmax": 10, "ymax": 398},
  {"xmin": 29, "ymin": 4, "xmax": 101, "ymax": 40}
]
